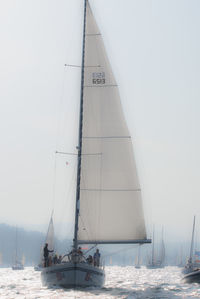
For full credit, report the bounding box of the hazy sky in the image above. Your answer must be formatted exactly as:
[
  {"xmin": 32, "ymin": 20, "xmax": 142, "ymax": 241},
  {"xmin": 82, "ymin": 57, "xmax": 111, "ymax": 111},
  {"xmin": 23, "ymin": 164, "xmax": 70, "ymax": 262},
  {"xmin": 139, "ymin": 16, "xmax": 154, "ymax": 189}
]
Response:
[{"xmin": 0, "ymin": 0, "xmax": 200, "ymax": 243}]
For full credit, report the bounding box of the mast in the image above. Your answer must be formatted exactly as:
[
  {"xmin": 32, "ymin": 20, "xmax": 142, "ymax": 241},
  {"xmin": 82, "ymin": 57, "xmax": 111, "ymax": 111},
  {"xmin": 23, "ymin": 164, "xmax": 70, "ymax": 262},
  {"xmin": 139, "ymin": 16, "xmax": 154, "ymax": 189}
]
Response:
[
  {"xmin": 137, "ymin": 244, "xmax": 141, "ymax": 266},
  {"xmin": 73, "ymin": 0, "xmax": 87, "ymax": 251},
  {"xmin": 189, "ymin": 215, "xmax": 196, "ymax": 263},
  {"xmin": 160, "ymin": 226, "xmax": 165, "ymax": 264},
  {"xmin": 151, "ymin": 225, "xmax": 155, "ymax": 265},
  {"xmin": 15, "ymin": 226, "xmax": 18, "ymax": 263}
]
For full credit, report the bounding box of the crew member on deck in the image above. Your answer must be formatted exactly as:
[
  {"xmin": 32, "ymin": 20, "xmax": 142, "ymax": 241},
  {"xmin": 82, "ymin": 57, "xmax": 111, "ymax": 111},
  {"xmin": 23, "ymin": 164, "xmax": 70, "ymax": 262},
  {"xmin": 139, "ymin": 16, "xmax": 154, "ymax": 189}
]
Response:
[
  {"xmin": 93, "ymin": 249, "xmax": 100, "ymax": 267},
  {"xmin": 43, "ymin": 243, "xmax": 53, "ymax": 267},
  {"xmin": 77, "ymin": 247, "xmax": 83, "ymax": 256}
]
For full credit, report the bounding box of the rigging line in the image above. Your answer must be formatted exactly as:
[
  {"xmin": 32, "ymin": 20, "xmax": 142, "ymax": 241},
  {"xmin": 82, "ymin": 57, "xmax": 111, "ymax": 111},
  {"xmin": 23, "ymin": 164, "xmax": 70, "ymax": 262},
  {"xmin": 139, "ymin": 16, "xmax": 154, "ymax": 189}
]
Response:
[
  {"xmin": 79, "ymin": 171, "xmax": 94, "ymax": 242},
  {"xmin": 51, "ymin": 153, "xmax": 57, "ymax": 211},
  {"xmin": 64, "ymin": 64, "xmax": 81, "ymax": 68},
  {"xmin": 56, "ymin": 151, "xmax": 77, "ymax": 156},
  {"xmin": 98, "ymin": 149, "xmax": 103, "ymax": 241},
  {"xmin": 102, "ymin": 244, "xmax": 141, "ymax": 258},
  {"xmin": 84, "ymin": 245, "xmax": 98, "ymax": 255},
  {"xmin": 65, "ymin": 64, "xmax": 101, "ymax": 68},
  {"xmin": 52, "ymin": 58, "xmax": 68, "ymax": 211},
  {"xmin": 79, "ymin": 215, "xmax": 91, "ymax": 243},
  {"xmin": 57, "ymin": 159, "xmax": 77, "ymax": 239},
  {"xmin": 56, "ymin": 151, "xmax": 102, "ymax": 156}
]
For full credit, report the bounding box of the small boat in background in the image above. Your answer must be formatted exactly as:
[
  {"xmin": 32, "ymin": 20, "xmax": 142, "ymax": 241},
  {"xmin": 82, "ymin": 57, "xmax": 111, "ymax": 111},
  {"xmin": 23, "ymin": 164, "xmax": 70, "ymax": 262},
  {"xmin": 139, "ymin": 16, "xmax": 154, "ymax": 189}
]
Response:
[
  {"xmin": 135, "ymin": 245, "xmax": 142, "ymax": 269},
  {"xmin": 177, "ymin": 246, "xmax": 184, "ymax": 268},
  {"xmin": 182, "ymin": 216, "xmax": 200, "ymax": 283},
  {"xmin": 146, "ymin": 226, "xmax": 165, "ymax": 269},
  {"xmin": 183, "ymin": 269, "xmax": 200, "ymax": 283},
  {"xmin": 182, "ymin": 216, "xmax": 198, "ymax": 275},
  {"xmin": 12, "ymin": 227, "xmax": 24, "ymax": 270},
  {"xmin": 12, "ymin": 261, "xmax": 24, "ymax": 271},
  {"xmin": 34, "ymin": 264, "xmax": 43, "ymax": 271}
]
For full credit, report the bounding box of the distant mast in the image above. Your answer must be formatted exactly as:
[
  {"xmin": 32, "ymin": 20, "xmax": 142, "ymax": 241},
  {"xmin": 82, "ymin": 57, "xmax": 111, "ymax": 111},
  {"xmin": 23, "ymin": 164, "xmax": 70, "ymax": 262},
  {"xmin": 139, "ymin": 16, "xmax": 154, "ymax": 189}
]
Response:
[
  {"xmin": 15, "ymin": 227, "xmax": 18, "ymax": 263},
  {"xmin": 151, "ymin": 226, "xmax": 155, "ymax": 265},
  {"xmin": 189, "ymin": 216, "xmax": 196, "ymax": 263}
]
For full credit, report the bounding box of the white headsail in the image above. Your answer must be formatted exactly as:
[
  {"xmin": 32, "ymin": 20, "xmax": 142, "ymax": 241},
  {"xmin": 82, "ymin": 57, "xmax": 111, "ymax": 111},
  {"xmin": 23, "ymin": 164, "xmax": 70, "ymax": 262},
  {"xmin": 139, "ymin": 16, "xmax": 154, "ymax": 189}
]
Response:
[
  {"xmin": 45, "ymin": 214, "xmax": 54, "ymax": 251},
  {"xmin": 78, "ymin": 1, "xmax": 147, "ymax": 244}
]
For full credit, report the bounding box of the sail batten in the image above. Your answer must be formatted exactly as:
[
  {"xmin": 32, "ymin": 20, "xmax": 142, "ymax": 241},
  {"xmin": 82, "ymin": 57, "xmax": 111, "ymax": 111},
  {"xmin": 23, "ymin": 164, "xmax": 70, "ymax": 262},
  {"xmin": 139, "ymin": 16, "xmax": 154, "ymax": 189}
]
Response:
[
  {"xmin": 83, "ymin": 136, "xmax": 131, "ymax": 139},
  {"xmin": 80, "ymin": 189, "xmax": 141, "ymax": 192},
  {"xmin": 77, "ymin": 1, "xmax": 147, "ymax": 244}
]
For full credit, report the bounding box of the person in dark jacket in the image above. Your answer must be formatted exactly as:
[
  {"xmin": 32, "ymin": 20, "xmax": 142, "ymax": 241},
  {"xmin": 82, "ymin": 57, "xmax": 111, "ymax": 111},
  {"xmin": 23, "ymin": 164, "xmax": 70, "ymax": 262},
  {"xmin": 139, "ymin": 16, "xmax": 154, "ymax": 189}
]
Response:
[
  {"xmin": 43, "ymin": 243, "xmax": 53, "ymax": 267},
  {"xmin": 93, "ymin": 249, "xmax": 100, "ymax": 267}
]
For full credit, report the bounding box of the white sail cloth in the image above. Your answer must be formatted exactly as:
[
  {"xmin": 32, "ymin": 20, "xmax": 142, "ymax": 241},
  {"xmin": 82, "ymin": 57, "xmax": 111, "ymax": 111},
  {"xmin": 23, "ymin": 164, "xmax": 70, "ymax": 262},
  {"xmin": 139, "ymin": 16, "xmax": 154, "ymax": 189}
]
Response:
[
  {"xmin": 45, "ymin": 216, "xmax": 54, "ymax": 251},
  {"xmin": 78, "ymin": 1, "xmax": 147, "ymax": 243}
]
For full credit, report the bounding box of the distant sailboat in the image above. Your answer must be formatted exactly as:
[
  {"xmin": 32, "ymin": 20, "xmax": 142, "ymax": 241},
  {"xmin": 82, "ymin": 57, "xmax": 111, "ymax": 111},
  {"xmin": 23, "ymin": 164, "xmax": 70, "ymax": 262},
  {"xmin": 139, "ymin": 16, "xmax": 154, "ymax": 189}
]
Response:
[
  {"xmin": 182, "ymin": 216, "xmax": 200, "ymax": 283},
  {"xmin": 182, "ymin": 216, "xmax": 197, "ymax": 275},
  {"xmin": 12, "ymin": 227, "xmax": 24, "ymax": 270},
  {"xmin": 0, "ymin": 252, "xmax": 2, "ymax": 267},
  {"xmin": 135, "ymin": 245, "xmax": 142, "ymax": 269},
  {"xmin": 109, "ymin": 257, "xmax": 112, "ymax": 266},
  {"xmin": 41, "ymin": 0, "xmax": 151, "ymax": 288},
  {"xmin": 146, "ymin": 227, "xmax": 165, "ymax": 269},
  {"xmin": 177, "ymin": 246, "xmax": 184, "ymax": 268}
]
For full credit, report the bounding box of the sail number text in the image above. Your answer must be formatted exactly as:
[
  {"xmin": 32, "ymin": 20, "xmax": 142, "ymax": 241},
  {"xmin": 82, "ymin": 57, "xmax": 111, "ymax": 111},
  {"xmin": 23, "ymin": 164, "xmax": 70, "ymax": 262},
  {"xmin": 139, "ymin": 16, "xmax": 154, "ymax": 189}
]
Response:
[{"xmin": 92, "ymin": 72, "xmax": 105, "ymax": 84}]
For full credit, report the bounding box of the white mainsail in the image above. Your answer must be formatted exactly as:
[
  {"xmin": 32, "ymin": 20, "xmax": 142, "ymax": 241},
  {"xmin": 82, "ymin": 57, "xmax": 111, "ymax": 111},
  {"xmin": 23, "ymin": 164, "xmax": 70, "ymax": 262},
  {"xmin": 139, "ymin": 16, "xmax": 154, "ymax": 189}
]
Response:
[{"xmin": 78, "ymin": 1, "xmax": 147, "ymax": 244}]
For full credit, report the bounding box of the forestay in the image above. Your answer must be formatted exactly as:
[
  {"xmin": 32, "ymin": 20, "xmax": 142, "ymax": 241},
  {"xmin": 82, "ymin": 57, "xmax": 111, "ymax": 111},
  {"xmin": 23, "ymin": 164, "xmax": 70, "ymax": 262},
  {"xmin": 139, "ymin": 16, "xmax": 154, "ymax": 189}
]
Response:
[{"xmin": 78, "ymin": 1, "xmax": 148, "ymax": 244}]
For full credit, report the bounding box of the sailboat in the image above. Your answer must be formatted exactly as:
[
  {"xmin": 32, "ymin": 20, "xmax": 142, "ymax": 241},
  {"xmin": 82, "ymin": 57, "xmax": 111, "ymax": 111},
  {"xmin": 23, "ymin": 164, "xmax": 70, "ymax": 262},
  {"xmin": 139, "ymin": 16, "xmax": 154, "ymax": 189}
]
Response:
[
  {"xmin": 182, "ymin": 216, "xmax": 200, "ymax": 283},
  {"xmin": 182, "ymin": 215, "xmax": 200, "ymax": 283},
  {"xmin": 135, "ymin": 245, "xmax": 142, "ymax": 269},
  {"xmin": 177, "ymin": 246, "xmax": 184, "ymax": 268},
  {"xmin": 41, "ymin": 0, "xmax": 151, "ymax": 288},
  {"xmin": 146, "ymin": 227, "xmax": 165, "ymax": 269},
  {"xmin": 35, "ymin": 214, "xmax": 54, "ymax": 271},
  {"xmin": 12, "ymin": 227, "xmax": 24, "ymax": 270},
  {"xmin": 0, "ymin": 252, "xmax": 2, "ymax": 267}
]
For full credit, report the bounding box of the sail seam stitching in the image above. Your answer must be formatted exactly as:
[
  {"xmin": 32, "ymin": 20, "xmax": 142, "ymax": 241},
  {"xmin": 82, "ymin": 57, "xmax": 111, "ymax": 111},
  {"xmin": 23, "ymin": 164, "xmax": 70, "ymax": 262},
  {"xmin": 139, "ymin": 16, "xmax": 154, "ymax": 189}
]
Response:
[
  {"xmin": 84, "ymin": 84, "xmax": 118, "ymax": 88},
  {"xmin": 86, "ymin": 33, "xmax": 101, "ymax": 36},
  {"xmin": 80, "ymin": 188, "xmax": 141, "ymax": 192},
  {"xmin": 83, "ymin": 136, "xmax": 131, "ymax": 139}
]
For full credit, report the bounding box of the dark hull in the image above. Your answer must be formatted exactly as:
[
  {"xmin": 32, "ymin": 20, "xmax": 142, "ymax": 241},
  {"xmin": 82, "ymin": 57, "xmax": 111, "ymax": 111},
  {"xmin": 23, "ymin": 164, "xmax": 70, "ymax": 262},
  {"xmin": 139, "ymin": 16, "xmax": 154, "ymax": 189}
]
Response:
[
  {"xmin": 146, "ymin": 264, "xmax": 165, "ymax": 269},
  {"xmin": 41, "ymin": 262, "xmax": 105, "ymax": 288},
  {"xmin": 12, "ymin": 266, "xmax": 24, "ymax": 270},
  {"xmin": 183, "ymin": 270, "xmax": 200, "ymax": 283}
]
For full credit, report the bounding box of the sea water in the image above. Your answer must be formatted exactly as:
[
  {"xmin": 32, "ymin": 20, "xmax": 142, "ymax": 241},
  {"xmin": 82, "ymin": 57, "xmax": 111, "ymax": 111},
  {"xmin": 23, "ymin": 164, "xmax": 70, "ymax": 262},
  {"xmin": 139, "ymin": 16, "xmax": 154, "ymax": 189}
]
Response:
[{"xmin": 0, "ymin": 266, "xmax": 199, "ymax": 298}]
